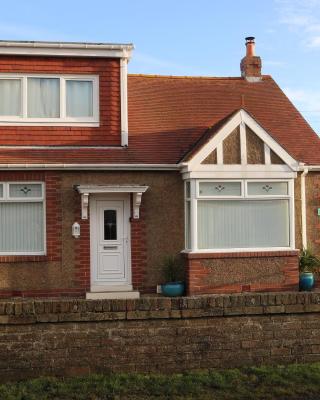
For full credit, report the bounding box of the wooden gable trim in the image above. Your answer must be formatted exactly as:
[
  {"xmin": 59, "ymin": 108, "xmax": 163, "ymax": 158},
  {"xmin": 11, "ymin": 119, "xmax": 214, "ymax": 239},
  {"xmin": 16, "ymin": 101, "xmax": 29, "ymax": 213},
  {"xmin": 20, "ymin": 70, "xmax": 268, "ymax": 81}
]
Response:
[
  {"xmin": 184, "ymin": 109, "xmax": 299, "ymax": 173},
  {"xmin": 241, "ymin": 110, "xmax": 297, "ymax": 168}
]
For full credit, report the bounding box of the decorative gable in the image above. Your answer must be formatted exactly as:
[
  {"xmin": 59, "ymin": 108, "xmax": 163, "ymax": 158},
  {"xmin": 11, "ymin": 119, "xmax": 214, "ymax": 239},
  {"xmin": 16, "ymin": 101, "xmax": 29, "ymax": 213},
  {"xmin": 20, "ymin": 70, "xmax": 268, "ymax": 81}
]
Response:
[{"xmin": 181, "ymin": 109, "xmax": 298, "ymax": 179}]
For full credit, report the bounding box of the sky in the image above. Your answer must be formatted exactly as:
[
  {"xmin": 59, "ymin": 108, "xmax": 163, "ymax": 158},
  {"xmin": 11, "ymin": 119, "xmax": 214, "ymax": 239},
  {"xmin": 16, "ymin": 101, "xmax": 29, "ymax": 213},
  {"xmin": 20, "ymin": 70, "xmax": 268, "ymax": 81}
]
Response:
[{"xmin": 0, "ymin": 0, "xmax": 320, "ymax": 133}]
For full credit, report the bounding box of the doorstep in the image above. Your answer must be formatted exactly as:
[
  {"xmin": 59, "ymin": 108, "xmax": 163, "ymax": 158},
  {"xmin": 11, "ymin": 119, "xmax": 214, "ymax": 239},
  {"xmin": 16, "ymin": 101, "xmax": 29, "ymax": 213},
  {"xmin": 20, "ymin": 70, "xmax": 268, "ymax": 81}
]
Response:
[{"xmin": 86, "ymin": 291, "xmax": 140, "ymax": 300}]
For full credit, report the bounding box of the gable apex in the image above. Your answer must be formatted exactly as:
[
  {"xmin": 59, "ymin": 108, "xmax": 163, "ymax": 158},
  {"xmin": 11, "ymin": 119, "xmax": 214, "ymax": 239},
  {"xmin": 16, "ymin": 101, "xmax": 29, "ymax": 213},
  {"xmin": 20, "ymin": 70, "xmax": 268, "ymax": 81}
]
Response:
[{"xmin": 182, "ymin": 108, "xmax": 299, "ymax": 173}]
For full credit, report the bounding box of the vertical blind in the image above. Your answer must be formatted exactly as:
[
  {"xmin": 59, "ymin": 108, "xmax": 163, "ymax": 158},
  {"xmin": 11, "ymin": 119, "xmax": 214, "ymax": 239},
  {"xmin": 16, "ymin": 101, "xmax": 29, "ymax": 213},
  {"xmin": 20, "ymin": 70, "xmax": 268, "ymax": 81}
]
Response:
[
  {"xmin": 197, "ymin": 200, "xmax": 289, "ymax": 249},
  {"xmin": 0, "ymin": 79, "xmax": 21, "ymax": 116},
  {"xmin": 0, "ymin": 202, "xmax": 44, "ymax": 252},
  {"xmin": 27, "ymin": 78, "xmax": 60, "ymax": 118},
  {"xmin": 66, "ymin": 80, "xmax": 93, "ymax": 117}
]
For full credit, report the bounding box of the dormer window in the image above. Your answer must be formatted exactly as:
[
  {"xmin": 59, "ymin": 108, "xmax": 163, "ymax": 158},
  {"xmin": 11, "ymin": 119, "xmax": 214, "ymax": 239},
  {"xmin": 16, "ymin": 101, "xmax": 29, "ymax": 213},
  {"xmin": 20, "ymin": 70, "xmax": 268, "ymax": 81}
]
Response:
[{"xmin": 0, "ymin": 74, "xmax": 99, "ymax": 126}]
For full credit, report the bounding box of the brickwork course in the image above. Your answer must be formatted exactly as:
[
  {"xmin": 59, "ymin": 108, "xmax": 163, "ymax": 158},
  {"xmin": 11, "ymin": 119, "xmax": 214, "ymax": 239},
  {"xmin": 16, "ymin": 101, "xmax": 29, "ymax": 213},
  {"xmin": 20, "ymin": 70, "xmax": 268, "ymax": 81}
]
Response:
[{"xmin": 1, "ymin": 292, "xmax": 320, "ymax": 382}]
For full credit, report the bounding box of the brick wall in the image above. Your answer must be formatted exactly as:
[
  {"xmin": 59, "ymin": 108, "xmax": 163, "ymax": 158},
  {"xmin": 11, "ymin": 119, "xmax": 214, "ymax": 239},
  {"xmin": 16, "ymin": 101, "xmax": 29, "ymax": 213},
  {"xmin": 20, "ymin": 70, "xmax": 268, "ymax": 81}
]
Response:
[
  {"xmin": 0, "ymin": 172, "xmax": 62, "ymax": 263},
  {"xmin": 74, "ymin": 193, "xmax": 90, "ymax": 292},
  {"xmin": 240, "ymin": 55, "xmax": 262, "ymax": 78},
  {"xmin": 4, "ymin": 170, "xmax": 320, "ymax": 297},
  {"xmin": 0, "ymin": 55, "xmax": 121, "ymax": 146},
  {"xmin": 1, "ymin": 292, "xmax": 320, "ymax": 382},
  {"xmin": 184, "ymin": 251, "xmax": 299, "ymax": 295},
  {"xmin": 0, "ymin": 171, "xmax": 65, "ymax": 298},
  {"xmin": 306, "ymin": 173, "xmax": 320, "ymax": 255},
  {"xmin": 131, "ymin": 202, "xmax": 148, "ymax": 292},
  {"xmin": 0, "ymin": 171, "xmax": 184, "ymax": 297}
]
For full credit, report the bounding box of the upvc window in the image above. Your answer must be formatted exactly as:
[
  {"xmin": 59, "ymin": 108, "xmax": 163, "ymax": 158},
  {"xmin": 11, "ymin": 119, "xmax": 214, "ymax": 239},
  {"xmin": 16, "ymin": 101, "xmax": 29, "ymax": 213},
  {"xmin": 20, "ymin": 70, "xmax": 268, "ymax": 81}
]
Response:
[
  {"xmin": 0, "ymin": 182, "xmax": 45, "ymax": 255},
  {"xmin": 185, "ymin": 180, "xmax": 294, "ymax": 252},
  {"xmin": 0, "ymin": 74, "xmax": 99, "ymax": 126}
]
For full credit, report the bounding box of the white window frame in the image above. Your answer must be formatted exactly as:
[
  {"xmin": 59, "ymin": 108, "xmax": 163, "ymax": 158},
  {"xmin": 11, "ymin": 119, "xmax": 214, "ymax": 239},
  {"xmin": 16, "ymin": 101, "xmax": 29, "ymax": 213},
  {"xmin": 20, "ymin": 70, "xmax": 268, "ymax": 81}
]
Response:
[
  {"xmin": 245, "ymin": 180, "xmax": 289, "ymax": 198},
  {"xmin": 0, "ymin": 73, "xmax": 99, "ymax": 126},
  {"xmin": 197, "ymin": 179, "xmax": 244, "ymax": 198},
  {"xmin": 185, "ymin": 182, "xmax": 191, "ymax": 249},
  {"xmin": 184, "ymin": 179, "xmax": 295, "ymax": 253},
  {"xmin": 0, "ymin": 182, "xmax": 46, "ymax": 255}
]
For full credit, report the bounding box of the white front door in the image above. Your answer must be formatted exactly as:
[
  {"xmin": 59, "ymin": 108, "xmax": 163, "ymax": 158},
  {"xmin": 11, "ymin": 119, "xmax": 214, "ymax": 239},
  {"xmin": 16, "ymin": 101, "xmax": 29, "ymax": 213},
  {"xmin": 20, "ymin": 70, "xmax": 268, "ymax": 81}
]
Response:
[{"xmin": 90, "ymin": 195, "xmax": 131, "ymax": 291}]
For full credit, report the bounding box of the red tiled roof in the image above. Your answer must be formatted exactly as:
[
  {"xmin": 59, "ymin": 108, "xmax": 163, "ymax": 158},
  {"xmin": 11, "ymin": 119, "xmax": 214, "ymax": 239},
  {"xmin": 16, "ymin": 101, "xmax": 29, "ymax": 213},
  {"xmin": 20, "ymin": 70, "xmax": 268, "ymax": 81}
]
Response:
[
  {"xmin": 127, "ymin": 74, "xmax": 320, "ymax": 165},
  {"xmin": 0, "ymin": 74, "xmax": 318, "ymax": 165}
]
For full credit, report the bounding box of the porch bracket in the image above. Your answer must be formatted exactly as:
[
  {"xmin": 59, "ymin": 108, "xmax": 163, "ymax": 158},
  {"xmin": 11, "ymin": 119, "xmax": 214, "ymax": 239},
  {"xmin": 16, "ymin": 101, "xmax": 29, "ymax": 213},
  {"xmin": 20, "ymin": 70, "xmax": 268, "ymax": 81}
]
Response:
[
  {"xmin": 81, "ymin": 193, "xmax": 89, "ymax": 220},
  {"xmin": 133, "ymin": 192, "xmax": 143, "ymax": 219},
  {"xmin": 76, "ymin": 184, "xmax": 149, "ymax": 221}
]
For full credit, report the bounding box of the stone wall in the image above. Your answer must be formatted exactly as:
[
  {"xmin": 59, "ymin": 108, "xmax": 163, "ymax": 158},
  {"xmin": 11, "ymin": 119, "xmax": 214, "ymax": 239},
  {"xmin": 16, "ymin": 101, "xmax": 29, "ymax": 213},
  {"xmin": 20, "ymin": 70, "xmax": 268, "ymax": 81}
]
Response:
[{"xmin": 1, "ymin": 292, "xmax": 320, "ymax": 382}]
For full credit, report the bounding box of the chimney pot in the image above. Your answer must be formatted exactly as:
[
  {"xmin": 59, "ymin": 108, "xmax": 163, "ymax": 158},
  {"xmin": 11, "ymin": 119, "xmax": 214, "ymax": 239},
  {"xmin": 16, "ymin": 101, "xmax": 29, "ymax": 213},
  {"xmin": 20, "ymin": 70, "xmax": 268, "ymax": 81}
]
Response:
[{"xmin": 245, "ymin": 36, "xmax": 255, "ymax": 57}]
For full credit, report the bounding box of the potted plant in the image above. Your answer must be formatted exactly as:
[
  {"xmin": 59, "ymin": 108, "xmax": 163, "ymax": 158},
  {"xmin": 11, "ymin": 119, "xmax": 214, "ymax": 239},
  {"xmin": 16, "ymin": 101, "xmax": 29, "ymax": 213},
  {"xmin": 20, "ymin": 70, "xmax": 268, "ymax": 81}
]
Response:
[
  {"xmin": 161, "ymin": 255, "xmax": 185, "ymax": 297},
  {"xmin": 299, "ymin": 248, "xmax": 320, "ymax": 291}
]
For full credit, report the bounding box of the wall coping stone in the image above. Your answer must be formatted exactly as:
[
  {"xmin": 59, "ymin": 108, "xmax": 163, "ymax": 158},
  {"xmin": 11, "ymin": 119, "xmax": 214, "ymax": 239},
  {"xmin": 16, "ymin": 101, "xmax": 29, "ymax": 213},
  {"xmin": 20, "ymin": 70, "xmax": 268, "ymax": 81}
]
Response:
[{"xmin": 0, "ymin": 292, "xmax": 319, "ymax": 324}]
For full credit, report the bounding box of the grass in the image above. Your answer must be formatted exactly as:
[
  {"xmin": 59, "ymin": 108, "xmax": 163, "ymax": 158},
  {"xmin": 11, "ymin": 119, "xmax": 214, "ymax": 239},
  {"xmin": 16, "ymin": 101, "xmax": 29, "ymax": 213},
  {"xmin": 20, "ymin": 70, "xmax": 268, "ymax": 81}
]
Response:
[{"xmin": 1, "ymin": 363, "xmax": 320, "ymax": 399}]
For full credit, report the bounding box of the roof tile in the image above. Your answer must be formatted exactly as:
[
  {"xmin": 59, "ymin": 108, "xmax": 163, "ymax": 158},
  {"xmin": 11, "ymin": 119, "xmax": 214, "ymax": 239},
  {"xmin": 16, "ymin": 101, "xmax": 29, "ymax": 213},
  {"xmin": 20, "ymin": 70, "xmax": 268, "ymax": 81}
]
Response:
[{"xmin": 0, "ymin": 74, "xmax": 318, "ymax": 165}]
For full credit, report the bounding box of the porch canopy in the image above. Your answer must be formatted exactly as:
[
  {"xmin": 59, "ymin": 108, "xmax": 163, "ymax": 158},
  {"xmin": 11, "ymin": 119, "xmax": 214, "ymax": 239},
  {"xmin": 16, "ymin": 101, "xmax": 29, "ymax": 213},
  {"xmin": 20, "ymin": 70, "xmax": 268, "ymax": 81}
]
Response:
[{"xmin": 75, "ymin": 184, "xmax": 149, "ymax": 220}]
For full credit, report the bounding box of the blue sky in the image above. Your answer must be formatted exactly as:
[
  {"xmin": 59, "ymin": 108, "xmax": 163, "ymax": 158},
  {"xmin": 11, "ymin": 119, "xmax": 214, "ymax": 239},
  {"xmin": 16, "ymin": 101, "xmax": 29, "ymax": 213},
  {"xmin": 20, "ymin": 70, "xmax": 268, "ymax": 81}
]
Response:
[{"xmin": 1, "ymin": 0, "xmax": 320, "ymax": 132}]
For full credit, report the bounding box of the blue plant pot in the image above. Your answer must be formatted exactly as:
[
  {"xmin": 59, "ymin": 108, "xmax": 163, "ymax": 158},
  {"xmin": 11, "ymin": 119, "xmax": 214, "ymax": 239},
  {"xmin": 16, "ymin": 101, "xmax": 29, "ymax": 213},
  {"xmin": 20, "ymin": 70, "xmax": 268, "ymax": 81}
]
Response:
[
  {"xmin": 299, "ymin": 272, "xmax": 315, "ymax": 291},
  {"xmin": 161, "ymin": 282, "xmax": 185, "ymax": 297}
]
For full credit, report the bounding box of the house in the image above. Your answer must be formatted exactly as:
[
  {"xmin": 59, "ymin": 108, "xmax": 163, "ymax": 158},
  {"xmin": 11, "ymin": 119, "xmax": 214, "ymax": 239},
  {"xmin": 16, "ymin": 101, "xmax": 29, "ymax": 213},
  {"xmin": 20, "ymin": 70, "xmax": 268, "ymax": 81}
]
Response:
[{"xmin": 0, "ymin": 37, "xmax": 319, "ymax": 299}]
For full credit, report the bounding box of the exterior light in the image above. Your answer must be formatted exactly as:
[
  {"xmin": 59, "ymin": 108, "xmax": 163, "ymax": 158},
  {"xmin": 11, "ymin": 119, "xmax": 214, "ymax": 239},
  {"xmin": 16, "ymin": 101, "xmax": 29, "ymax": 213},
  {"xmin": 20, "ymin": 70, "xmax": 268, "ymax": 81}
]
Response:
[{"xmin": 72, "ymin": 222, "xmax": 80, "ymax": 238}]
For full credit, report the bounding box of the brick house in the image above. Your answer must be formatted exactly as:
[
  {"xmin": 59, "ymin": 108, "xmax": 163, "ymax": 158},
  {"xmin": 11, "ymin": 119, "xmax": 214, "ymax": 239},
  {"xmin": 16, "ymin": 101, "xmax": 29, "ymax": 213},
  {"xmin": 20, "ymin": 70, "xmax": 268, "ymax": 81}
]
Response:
[{"xmin": 0, "ymin": 37, "xmax": 319, "ymax": 299}]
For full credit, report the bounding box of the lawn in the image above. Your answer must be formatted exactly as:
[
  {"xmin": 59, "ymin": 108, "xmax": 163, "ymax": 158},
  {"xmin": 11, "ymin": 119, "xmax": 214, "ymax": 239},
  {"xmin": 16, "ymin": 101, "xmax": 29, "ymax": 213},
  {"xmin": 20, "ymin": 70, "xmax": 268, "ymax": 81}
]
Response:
[{"xmin": 1, "ymin": 363, "xmax": 320, "ymax": 400}]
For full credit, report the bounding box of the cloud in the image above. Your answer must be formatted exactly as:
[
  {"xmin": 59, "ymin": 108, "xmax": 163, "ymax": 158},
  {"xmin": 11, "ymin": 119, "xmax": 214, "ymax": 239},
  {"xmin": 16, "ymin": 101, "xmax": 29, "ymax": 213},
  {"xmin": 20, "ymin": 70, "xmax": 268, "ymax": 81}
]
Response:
[
  {"xmin": 132, "ymin": 52, "xmax": 186, "ymax": 71},
  {"xmin": 284, "ymin": 86, "xmax": 320, "ymax": 132},
  {"xmin": 276, "ymin": 0, "xmax": 320, "ymax": 48},
  {"xmin": 284, "ymin": 87, "xmax": 320, "ymax": 112},
  {"xmin": 263, "ymin": 60, "xmax": 286, "ymax": 67},
  {"xmin": 0, "ymin": 22, "xmax": 71, "ymax": 41},
  {"xmin": 130, "ymin": 51, "xmax": 215, "ymax": 76},
  {"xmin": 307, "ymin": 36, "xmax": 320, "ymax": 47},
  {"xmin": 280, "ymin": 14, "xmax": 311, "ymax": 27}
]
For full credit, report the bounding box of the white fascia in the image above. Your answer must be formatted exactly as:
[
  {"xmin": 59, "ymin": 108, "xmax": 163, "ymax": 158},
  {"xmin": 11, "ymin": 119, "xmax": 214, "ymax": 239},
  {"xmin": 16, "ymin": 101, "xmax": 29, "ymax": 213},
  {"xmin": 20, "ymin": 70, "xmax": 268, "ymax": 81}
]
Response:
[
  {"xmin": 300, "ymin": 165, "xmax": 320, "ymax": 171},
  {"xmin": 0, "ymin": 164, "xmax": 179, "ymax": 171},
  {"xmin": 0, "ymin": 40, "xmax": 134, "ymax": 59}
]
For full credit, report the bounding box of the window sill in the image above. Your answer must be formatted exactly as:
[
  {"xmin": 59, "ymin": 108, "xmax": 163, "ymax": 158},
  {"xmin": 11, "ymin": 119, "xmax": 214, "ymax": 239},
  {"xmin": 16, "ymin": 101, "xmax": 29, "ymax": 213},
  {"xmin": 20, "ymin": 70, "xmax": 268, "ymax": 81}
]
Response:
[
  {"xmin": 182, "ymin": 250, "xmax": 299, "ymax": 259},
  {"xmin": 0, "ymin": 121, "xmax": 99, "ymax": 127}
]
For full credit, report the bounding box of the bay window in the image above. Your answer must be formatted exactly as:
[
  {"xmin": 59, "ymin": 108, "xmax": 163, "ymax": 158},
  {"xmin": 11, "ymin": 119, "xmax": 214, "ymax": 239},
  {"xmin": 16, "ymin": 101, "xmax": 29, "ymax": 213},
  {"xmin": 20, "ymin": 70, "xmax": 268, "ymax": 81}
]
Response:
[
  {"xmin": 0, "ymin": 74, "xmax": 99, "ymax": 125},
  {"xmin": 185, "ymin": 180, "xmax": 294, "ymax": 252},
  {"xmin": 0, "ymin": 183, "xmax": 45, "ymax": 255}
]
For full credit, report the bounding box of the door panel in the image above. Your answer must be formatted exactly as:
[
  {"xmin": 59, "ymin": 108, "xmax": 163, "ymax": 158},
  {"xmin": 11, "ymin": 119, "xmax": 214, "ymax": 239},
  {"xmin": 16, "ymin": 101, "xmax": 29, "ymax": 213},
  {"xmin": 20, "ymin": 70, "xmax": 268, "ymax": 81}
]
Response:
[{"xmin": 92, "ymin": 199, "xmax": 129, "ymax": 286}]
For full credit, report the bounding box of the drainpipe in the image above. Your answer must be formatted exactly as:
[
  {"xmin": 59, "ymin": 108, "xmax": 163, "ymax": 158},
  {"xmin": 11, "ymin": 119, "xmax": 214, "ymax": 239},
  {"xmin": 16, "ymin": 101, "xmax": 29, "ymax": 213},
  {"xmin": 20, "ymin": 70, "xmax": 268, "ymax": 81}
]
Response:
[{"xmin": 301, "ymin": 167, "xmax": 309, "ymax": 249}]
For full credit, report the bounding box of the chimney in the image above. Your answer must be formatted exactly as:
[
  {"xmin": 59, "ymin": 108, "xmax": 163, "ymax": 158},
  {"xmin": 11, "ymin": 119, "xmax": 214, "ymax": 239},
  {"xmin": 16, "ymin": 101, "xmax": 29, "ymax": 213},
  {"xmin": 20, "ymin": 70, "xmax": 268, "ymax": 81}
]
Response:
[{"xmin": 240, "ymin": 37, "xmax": 262, "ymax": 81}]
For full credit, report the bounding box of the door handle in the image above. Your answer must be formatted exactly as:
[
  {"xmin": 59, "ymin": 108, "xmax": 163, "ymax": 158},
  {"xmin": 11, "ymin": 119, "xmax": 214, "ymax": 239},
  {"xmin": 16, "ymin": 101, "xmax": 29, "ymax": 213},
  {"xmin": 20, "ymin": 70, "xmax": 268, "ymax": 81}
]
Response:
[{"xmin": 103, "ymin": 245, "xmax": 118, "ymax": 250}]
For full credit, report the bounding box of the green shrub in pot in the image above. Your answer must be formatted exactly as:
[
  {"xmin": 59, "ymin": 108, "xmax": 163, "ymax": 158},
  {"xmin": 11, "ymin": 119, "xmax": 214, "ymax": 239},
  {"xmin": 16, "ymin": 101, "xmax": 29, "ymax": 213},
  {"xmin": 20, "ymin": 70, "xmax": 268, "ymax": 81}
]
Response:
[
  {"xmin": 161, "ymin": 255, "xmax": 185, "ymax": 297},
  {"xmin": 299, "ymin": 248, "xmax": 320, "ymax": 291}
]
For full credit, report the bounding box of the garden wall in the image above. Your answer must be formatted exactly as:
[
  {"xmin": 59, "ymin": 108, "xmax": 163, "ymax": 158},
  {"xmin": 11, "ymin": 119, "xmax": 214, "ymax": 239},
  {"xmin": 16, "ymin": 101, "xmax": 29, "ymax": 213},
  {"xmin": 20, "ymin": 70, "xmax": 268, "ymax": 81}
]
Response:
[{"xmin": 1, "ymin": 292, "xmax": 320, "ymax": 382}]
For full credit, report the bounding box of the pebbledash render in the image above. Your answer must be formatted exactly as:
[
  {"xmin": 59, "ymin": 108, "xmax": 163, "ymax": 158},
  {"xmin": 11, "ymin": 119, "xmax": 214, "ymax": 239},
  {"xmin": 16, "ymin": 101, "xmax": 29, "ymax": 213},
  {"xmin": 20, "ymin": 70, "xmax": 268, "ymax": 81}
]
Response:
[{"xmin": 0, "ymin": 38, "xmax": 319, "ymax": 300}]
